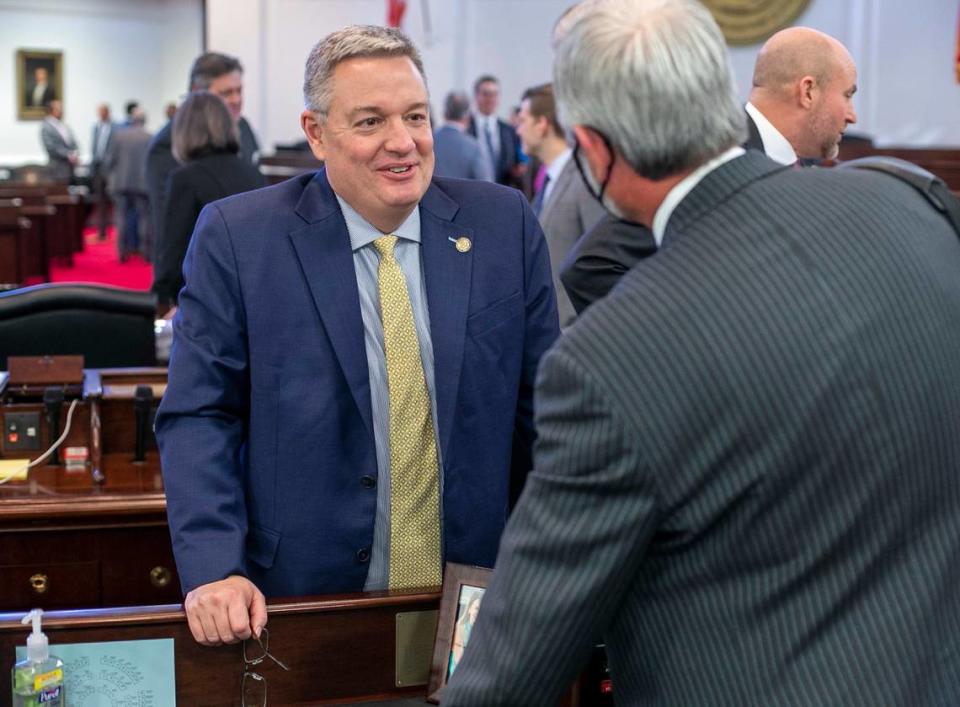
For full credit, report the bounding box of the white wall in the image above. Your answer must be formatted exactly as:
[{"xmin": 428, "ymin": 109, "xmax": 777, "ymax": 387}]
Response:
[
  {"xmin": 2, "ymin": 0, "xmax": 958, "ymax": 166},
  {"xmin": 0, "ymin": 0, "xmax": 203, "ymax": 164},
  {"xmin": 208, "ymin": 0, "xmax": 960, "ymax": 153}
]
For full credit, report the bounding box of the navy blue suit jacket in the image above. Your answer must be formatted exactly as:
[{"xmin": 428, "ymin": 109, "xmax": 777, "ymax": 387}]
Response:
[{"xmin": 156, "ymin": 169, "xmax": 559, "ymax": 597}]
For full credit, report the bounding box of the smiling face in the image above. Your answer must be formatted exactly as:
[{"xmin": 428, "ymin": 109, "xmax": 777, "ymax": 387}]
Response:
[{"xmin": 302, "ymin": 55, "xmax": 434, "ymax": 233}]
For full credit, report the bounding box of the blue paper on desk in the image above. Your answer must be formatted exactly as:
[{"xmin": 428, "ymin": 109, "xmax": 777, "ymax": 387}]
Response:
[{"xmin": 17, "ymin": 638, "xmax": 175, "ymax": 705}]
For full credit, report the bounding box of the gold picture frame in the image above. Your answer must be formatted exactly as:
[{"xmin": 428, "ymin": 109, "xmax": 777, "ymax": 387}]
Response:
[{"xmin": 17, "ymin": 49, "xmax": 64, "ymax": 121}]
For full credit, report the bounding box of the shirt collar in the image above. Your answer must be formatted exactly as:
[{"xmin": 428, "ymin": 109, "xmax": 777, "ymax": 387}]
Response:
[
  {"xmin": 474, "ymin": 111, "xmax": 496, "ymax": 128},
  {"xmin": 544, "ymin": 148, "xmax": 572, "ymax": 185},
  {"xmin": 651, "ymin": 145, "xmax": 745, "ymax": 246},
  {"xmin": 335, "ymin": 193, "xmax": 421, "ymax": 252},
  {"xmin": 745, "ymin": 102, "xmax": 797, "ymax": 166}
]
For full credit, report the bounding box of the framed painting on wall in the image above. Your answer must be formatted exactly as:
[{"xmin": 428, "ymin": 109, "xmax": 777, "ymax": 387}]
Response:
[{"xmin": 17, "ymin": 49, "xmax": 63, "ymax": 120}]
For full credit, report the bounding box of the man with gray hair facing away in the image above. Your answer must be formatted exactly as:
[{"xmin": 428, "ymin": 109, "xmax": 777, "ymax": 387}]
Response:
[
  {"xmin": 157, "ymin": 25, "xmax": 558, "ymax": 647},
  {"xmin": 445, "ymin": 0, "xmax": 960, "ymax": 705},
  {"xmin": 433, "ymin": 90, "xmax": 494, "ymax": 181},
  {"xmin": 560, "ymin": 24, "xmax": 859, "ymax": 318}
]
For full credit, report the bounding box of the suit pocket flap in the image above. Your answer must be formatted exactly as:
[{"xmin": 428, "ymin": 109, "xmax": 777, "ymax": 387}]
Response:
[
  {"xmin": 246, "ymin": 525, "xmax": 281, "ymax": 569},
  {"xmin": 467, "ymin": 291, "xmax": 523, "ymax": 337}
]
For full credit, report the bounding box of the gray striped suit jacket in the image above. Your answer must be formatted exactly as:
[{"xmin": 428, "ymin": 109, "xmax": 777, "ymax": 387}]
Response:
[{"xmin": 443, "ymin": 151, "xmax": 960, "ymax": 706}]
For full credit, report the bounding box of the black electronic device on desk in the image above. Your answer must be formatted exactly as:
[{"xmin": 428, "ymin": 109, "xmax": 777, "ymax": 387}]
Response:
[{"xmin": 0, "ymin": 357, "xmax": 179, "ymax": 611}]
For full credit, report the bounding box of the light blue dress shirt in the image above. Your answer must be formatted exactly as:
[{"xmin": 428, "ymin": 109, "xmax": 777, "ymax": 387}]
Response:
[{"xmin": 335, "ymin": 195, "xmax": 443, "ymax": 591}]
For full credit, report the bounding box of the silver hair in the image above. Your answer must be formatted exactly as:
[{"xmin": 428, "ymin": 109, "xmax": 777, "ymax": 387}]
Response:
[
  {"xmin": 554, "ymin": 0, "xmax": 745, "ymax": 180},
  {"xmin": 303, "ymin": 25, "xmax": 426, "ymax": 117}
]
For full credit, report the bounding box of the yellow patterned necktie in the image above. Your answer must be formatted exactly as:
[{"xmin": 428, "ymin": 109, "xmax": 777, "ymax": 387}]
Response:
[{"xmin": 373, "ymin": 235, "xmax": 442, "ymax": 590}]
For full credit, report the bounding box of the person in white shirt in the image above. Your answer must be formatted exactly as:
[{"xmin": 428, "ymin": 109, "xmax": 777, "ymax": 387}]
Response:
[{"xmin": 745, "ymin": 27, "xmax": 858, "ymax": 164}]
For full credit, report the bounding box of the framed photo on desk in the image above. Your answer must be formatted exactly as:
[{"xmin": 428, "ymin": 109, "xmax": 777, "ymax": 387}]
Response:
[
  {"xmin": 17, "ymin": 49, "xmax": 63, "ymax": 121},
  {"xmin": 426, "ymin": 562, "xmax": 492, "ymax": 703}
]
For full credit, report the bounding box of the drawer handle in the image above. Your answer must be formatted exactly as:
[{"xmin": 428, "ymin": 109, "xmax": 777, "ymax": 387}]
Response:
[
  {"xmin": 150, "ymin": 566, "xmax": 172, "ymax": 589},
  {"xmin": 29, "ymin": 573, "xmax": 48, "ymax": 594}
]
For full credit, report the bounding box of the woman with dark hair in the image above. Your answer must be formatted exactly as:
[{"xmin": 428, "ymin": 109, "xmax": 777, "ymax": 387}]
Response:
[{"xmin": 152, "ymin": 91, "xmax": 265, "ymax": 311}]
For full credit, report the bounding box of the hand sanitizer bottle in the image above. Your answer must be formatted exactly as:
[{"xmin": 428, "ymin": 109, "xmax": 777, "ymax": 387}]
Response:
[{"xmin": 11, "ymin": 609, "xmax": 64, "ymax": 706}]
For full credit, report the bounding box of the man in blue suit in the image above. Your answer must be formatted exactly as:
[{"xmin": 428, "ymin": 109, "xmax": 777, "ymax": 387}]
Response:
[{"xmin": 156, "ymin": 25, "xmax": 559, "ymax": 646}]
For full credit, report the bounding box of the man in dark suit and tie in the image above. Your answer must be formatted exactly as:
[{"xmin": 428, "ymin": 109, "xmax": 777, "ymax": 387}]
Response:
[
  {"xmin": 156, "ymin": 25, "xmax": 558, "ymax": 647},
  {"xmin": 433, "ymin": 91, "xmax": 494, "ymax": 181},
  {"xmin": 445, "ymin": 1, "xmax": 960, "ymax": 705},
  {"xmin": 561, "ymin": 25, "xmax": 860, "ymax": 316},
  {"xmin": 467, "ymin": 75, "xmax": 520, "ymax": 186}
]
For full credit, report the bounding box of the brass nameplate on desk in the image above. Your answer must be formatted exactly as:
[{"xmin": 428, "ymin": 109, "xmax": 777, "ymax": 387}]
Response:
[
  {"xmin": 395, "ymin": 609, "xmax": 438, "ymax": 687},
  {"xmin": 8, "ymin": 356, "xmax": 84, "ymax": 385}
]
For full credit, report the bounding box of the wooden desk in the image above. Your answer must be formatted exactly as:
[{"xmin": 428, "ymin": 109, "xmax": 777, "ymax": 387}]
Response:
[
  {"xmin": 0, "ymin": 367, "xmax": 180, "ymax": 611},
  {"xmin": 0, "ymin": 592, "xmax": 442, "ymax": 705},
  {"xmin": 0, "ymin": 455, "xmax": 180, "ymax": 611}
]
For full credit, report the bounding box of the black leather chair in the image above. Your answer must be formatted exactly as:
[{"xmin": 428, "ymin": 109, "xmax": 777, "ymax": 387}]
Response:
[{"xmin": 0, "ymin": 284, "xmax": 157, "ymax": 370}]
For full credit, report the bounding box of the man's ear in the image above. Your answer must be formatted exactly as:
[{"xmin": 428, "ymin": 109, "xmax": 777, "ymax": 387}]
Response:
[
  {"xmin": 300, "ymin": 110, "xmax": 327, "ymax": 161},
  {"xmin": 535, "ymin": 115, "xmax": 551, "ymax": 139},
  {"xmin": 573, "ymin": 124, "xmax": 613, "ymax": 183},
  {"xmin": 797, "ymin": 76, "xmax": 817, "ymax": 109}
]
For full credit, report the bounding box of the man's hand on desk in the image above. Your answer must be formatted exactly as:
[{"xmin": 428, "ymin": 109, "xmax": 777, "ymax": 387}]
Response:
[{"xmin": 184, "ymin": 574, "xmax": 267, "ymax": 646}]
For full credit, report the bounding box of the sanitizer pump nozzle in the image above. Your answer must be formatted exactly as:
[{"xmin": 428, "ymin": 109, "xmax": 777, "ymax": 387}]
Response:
[{"xmin": 21, "ymin": 609, "xmax": 49, "ymax": 663}]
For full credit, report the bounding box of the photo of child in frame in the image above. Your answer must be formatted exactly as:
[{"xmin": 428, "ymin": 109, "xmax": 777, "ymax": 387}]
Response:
[{"xmin": 447, "ymin": 584, "xmax": 485, "ymax": 679}]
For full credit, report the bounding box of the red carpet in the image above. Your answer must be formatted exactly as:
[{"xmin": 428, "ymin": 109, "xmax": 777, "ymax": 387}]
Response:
[{"xmin": 48, "ymin": 227, "xmax": 153, "ymax": 290}]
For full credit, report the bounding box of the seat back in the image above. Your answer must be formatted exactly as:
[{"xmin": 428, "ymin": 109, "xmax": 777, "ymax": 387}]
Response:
[{"xmin": 0, "ymin": 283, "xmax": 156, "ymax": 370}]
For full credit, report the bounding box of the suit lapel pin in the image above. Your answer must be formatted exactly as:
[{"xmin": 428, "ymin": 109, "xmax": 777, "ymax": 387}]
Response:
[{"xmin": 448, "ymin": 236, "xmax": 472, "ymax": 253}]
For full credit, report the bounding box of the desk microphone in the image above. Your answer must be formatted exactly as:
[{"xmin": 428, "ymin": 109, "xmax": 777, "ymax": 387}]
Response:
[
  {"xmin": 133, "ymin": 385, "xmax": 154, "ymax": 463},
  {"xmin": 43, "ymin": 387, "xmax": 65, "ymax": 466}
]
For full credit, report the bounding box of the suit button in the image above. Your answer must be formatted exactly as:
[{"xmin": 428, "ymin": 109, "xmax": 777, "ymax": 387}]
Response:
[
  {"xmin": 357, "ymin": 548, "xmax": 370, "ymax": 563},
  {"xmin": 360, "ymin": 475, "xmax": 376, "ymax": 488}
]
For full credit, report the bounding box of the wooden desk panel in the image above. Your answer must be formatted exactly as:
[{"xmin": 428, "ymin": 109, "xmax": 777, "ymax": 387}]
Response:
[
  {"xmin": 0, "ymin": 593, "xmax": 441, "ymax": 705},
  {"xmin": 0, "ymin": 367, "xmax": 177, "ymax": 611},
  {"xmin": 0, "ymin": 451, "xmax": 179, "ymax": 611}
]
